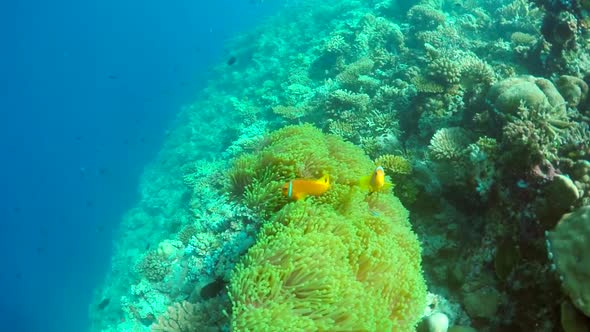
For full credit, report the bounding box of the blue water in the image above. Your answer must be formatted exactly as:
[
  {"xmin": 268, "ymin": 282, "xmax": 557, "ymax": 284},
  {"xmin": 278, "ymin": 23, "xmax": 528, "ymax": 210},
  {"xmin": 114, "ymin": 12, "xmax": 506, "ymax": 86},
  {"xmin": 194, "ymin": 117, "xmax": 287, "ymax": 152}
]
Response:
[{"xmin": 1, "ymin": 1, "xmax": 281, "ymax": 330}]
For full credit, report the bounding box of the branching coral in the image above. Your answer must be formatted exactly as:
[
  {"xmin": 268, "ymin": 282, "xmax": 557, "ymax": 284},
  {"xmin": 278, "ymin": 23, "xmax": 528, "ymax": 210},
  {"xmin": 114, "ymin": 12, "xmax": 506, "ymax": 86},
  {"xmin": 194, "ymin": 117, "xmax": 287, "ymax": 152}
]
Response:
[
  {"xmin": 427, "ymin": 57, "xmax": 462, "ymax": 86},
  {"xmin": 428, "ymin": 127, "xmax": 472, "ymax": 161},
  {"xmin": 151, "ymin": 301, "xmax": 201, "ymax": 332},
  {"xmin": 151, "ymin": 299, "xmax": 226, "ymax": 332},
  {"xmin": 407, "ymin": 4, "xmax": 447, "ymax": 30},
  {"xmin": 272, "ymin": 105, "xmax": 309, "ymax": 121},
  {"xmin": 326, "ymin": 89, "xmax": 371, "ymax": 113},
  {"xmin": 459, "ymin": 56, "xmax": 496, "ymax": 90},
  {"xmin": 375, "ymin": 154, "xmax": 420, "ymax": 205},
  {"xmin": 375, "ymin": 154, "xmax": 413, "ymax": 175},
  {"xmin": 137, "ymin": 251, "xmax": 171, "ymax": 283},
  {"xmin": 336, "ymin": 57, "xmax": 376, "ymax": 90},
  {"xmin": 177, "ymin": 225, "xmax": 197, "ymax": 246},
  {"xmin": 496, "ymin": 0, "xmax": 543, "ymax": 33}
]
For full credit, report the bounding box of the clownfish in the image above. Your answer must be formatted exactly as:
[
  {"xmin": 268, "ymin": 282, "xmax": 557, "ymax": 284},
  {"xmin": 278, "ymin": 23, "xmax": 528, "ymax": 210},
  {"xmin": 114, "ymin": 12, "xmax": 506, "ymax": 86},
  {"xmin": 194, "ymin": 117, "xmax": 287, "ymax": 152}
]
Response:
[
  {"xmin": 359, "ymin": 166, "xmax": 391, "ymax": 193},
  {"xmin": 282, "ymin": 174, "xmax": 330, "ymax": 200}
]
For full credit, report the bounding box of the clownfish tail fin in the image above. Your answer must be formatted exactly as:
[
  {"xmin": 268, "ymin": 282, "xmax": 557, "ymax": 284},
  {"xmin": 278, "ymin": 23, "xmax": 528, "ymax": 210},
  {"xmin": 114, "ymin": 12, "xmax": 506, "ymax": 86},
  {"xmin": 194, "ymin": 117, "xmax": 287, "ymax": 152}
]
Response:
[
  {"xmin": 318, "ymin": 173, "xmax": 330, "ymax": 185},
  {"xmin": 359, "ymin": 175, "xmax": 371, "ymax": 190}
]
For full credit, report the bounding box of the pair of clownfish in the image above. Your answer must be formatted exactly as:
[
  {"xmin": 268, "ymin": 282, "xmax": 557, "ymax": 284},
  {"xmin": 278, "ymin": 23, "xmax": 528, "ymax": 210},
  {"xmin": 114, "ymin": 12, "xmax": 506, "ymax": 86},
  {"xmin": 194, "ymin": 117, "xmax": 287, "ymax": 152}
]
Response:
[{"xmin": 281, "ymin": 166, "xmax": 391, "ymax": 200}]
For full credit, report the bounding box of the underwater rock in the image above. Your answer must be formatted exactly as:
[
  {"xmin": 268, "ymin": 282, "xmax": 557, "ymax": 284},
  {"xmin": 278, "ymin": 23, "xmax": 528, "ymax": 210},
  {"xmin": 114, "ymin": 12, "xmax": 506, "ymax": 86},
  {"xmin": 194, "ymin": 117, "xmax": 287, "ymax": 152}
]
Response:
[
  {"xmin": 448, "ymin": 326, "xmax": 477, "ymax": 332},
  {"xmin": 426, "ymin": 312, "xmax": 450, "ymax": 332},
  {"xmin": 157, "ymin": 239, "xmax": 184, "ymax": 260},
  {"xmin": 462, "ymin": 284, "xmax": 501, "ymax": 319},
  {"xmin": 545, "ymin": 174, "xmax": 581, "ymax": 212},
  {"xmin": 200, "ymin": 278, "xmax": 226, "ymax": 300},
  {"xmin": 494, "ymin": 238, "xmax": 521, "ymax": 281},
  {"xmin": 561, "ymin": 299, "xmax": 590, "ymax": 332},
  {"xmin": 542, "ymin": 11, "xmax": 578, "ymax": 51}
]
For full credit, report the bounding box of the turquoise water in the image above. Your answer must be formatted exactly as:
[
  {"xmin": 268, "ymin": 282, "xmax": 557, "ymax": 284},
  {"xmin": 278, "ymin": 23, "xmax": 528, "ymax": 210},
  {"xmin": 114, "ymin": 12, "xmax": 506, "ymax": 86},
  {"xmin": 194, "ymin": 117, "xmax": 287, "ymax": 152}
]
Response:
[
  {"xmin": 5, "ymin": 0, "xmax": 590, "ymax": 331},
  {"xmin": 1, "ymin": 1, "xmax": 279, "ymax": 331}
]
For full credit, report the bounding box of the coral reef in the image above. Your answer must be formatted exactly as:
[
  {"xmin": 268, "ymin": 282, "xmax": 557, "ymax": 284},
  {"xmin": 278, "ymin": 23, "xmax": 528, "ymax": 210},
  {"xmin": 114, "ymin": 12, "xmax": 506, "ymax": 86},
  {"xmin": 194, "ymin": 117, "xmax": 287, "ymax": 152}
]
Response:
[{"xmin": 90, "ymin": 0, "xmax": 590, "ymax": 331}]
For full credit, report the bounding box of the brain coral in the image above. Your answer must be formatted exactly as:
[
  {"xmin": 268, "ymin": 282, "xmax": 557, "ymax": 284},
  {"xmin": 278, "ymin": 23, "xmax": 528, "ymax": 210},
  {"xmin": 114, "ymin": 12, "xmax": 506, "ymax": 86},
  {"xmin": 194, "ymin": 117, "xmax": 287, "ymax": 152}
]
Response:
[
  {"xmin": 228, "ymin": 125, "xmax": 427, "ymax": 331},
  {"xmin": 487, "ymin": 75, "xmax": 566, "ymax": 116}
]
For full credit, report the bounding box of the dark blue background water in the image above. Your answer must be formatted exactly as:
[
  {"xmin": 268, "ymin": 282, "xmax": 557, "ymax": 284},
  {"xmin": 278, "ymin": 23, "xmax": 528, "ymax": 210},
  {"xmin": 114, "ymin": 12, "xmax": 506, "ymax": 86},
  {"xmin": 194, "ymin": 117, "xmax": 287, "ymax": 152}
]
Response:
[{"xmin": 1, "ymin": 1, "xmax": 280, "ymax": 330}]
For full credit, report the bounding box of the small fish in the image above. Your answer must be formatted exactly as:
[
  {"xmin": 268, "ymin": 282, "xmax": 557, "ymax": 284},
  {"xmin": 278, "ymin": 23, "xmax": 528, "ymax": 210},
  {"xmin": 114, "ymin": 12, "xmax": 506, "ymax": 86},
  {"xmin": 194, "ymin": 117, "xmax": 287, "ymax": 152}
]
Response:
[
  {"xmin": 359, "ymin": 166, "xmax": 391, "ymax": 193},
  {"xmin": 282, "ymin": 174, "xmax": 330, "ymax": 200},
  {"xmin": 227, "ymin": 56, "xmax": 237, "ymax": 66},
  {"xmin": 98, "ymin": 167, "xmax": 109, "ymax": 176},
  {"xmin": 97, "ymin": 298, "xmax": 110, "ymax": 310},
  {"xmin": 200, "ymin": 278, "xmax": 226, "ymax": 300}
]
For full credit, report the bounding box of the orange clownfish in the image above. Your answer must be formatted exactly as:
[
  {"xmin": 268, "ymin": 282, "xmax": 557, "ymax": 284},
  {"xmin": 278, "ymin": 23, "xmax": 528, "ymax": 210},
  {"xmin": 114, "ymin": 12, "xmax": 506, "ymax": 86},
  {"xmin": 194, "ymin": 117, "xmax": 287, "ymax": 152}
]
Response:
[
  {"xmin": 359, "ymin": 166, "xmax": 391, "ymax": 193},
  {"xmin": 282, "ymin": 174, "xmax": 330, "ymax": 200}
]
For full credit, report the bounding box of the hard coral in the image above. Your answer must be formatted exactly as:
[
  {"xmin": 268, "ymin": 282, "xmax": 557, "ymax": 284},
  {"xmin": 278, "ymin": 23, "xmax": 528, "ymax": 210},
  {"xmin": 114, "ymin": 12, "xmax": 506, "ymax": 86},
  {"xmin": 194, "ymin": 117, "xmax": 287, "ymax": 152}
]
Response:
[
  {"xmin": 407, "ymin": 4, "xmax": 447, "ymax": 30},
  {"xmin": 137, "ymin": 251, "xmax": 170, "ymax": 283},
  {"xmin": 547, "ymin": 206, "xmax": 590, "ymax": 316},
  {"xmin": 428, "ymin": 127, "xmax": 472, "ymax": 161},
  {"xmin": 556, "ymin": 75, "xmax": 589, "ymax": 108},
  {"xmin": 151, "ymin": 300, "xmax": 225, "ymax": 332},
  {"xmin": 487, "ymin": 75, "xmax": 566, "ymax": 117},
  {"xmin": 427, "ymin": 57, "xmax": 461, "ymax": 86}
]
